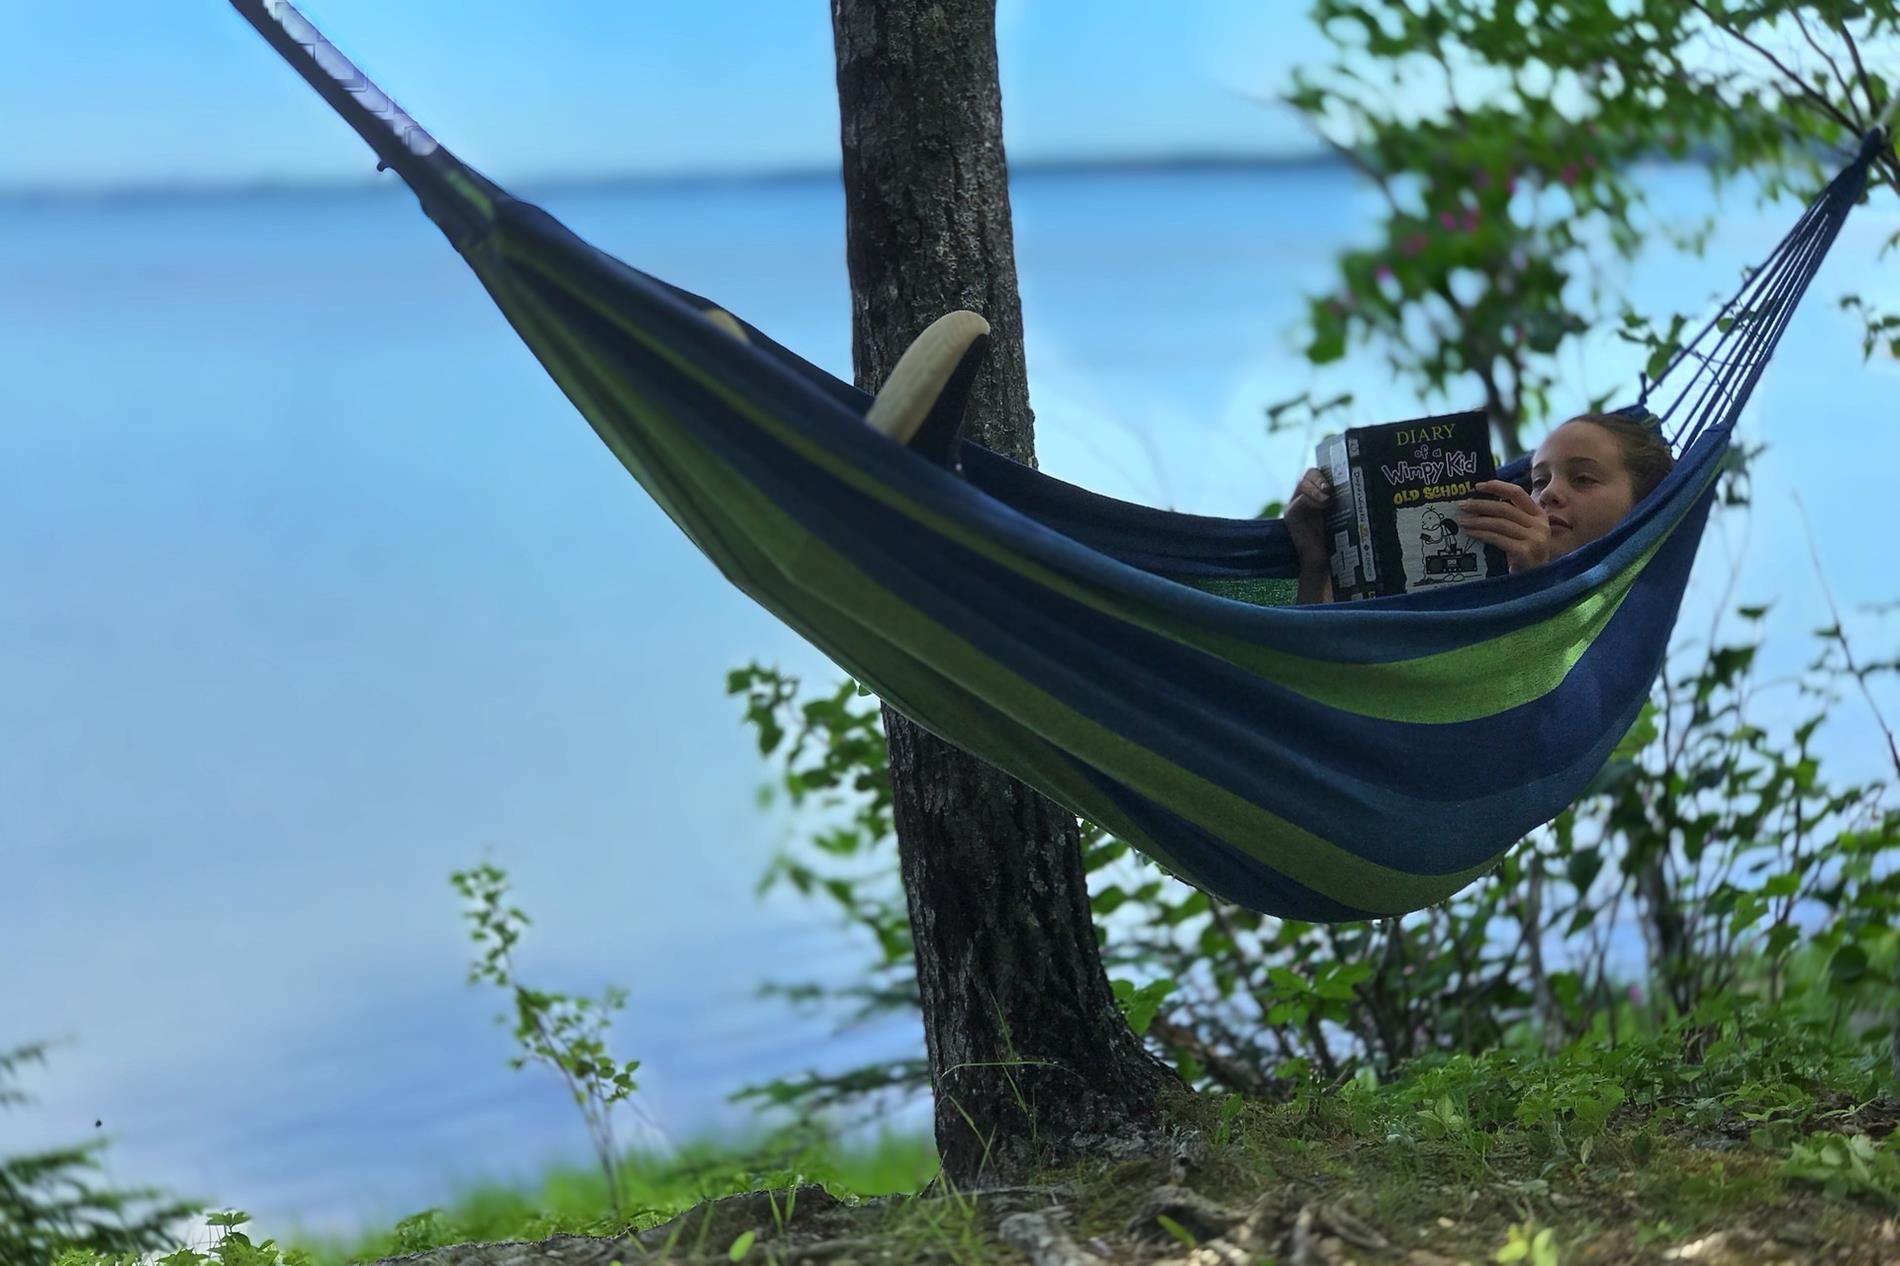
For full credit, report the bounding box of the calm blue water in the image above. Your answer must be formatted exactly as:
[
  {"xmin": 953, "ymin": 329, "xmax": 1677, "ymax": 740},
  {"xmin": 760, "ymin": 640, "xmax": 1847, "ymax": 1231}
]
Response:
[{"xmin": 3, "ymin": 162, "xmax": 1895, "ymax": 1244}]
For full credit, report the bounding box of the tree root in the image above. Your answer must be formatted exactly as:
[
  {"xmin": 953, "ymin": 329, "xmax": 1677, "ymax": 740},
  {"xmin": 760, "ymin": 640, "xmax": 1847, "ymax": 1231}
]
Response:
[{"xmin": 999, "ymin": 1207, "xmax": 1105, "ymax": 1266}]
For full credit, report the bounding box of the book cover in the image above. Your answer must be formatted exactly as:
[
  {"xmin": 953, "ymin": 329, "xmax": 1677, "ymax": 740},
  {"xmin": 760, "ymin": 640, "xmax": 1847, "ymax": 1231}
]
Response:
[{"xmin": 1316, "ymin": 410, "xmax": 1507, "ymax": 600}]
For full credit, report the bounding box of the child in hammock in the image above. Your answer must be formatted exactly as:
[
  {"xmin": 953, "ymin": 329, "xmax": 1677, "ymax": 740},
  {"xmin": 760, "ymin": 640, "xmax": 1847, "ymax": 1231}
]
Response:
[{"xmin": 1284, "ymin": 413, "xmax": 1676, "ymax": 604}]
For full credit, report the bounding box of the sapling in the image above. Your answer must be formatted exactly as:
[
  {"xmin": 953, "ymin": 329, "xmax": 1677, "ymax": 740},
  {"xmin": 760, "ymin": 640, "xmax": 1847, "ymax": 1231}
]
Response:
[{"xmin": 451, "ymin": 862, "xmax": 648, "ymax": 1224}]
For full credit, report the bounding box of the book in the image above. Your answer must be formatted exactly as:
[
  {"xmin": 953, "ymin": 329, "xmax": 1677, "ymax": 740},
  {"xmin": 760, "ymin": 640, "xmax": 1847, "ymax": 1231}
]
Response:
[{"xmin": 1316, "ymin": 410, "xmax": 1507, "ymax": 601}]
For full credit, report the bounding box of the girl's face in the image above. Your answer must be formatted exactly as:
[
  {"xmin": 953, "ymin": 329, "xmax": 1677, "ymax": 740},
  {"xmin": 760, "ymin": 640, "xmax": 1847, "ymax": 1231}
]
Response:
[{"xmin": 1529, "ymin": 421, "xmax": 1638, "ymax": 557}]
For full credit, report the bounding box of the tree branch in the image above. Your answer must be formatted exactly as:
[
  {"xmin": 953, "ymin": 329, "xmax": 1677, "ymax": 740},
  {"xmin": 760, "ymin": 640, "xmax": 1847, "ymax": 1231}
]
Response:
[
  {"xmin": 1296, "ymin": 108, "xmax": 1407, "ymax": 220},
  {"xmin": 1794, "ymin": 493, "xmax": 1900, "ymax": 783},
  {"xmin": 1834, "ymin": 19, "xmax": 1881, "ymax": 126},
  {"xmin": 1688, "ymin": 0, "xmax": 1865, "ymax": 139},
  {"xmin": 1147, "ymin": 1015, "xmax": 1273, "ymax": 1098},
  {"xmin": 1789, "ymin": 8, "xmax": 1864, "ymax": 129}
]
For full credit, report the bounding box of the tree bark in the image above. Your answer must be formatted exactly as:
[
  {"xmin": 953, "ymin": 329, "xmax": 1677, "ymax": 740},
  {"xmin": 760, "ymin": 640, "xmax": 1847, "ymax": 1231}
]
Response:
[{"xmin": 829, "ymin": 0, "xmax": 1183, "ymax": 1185}]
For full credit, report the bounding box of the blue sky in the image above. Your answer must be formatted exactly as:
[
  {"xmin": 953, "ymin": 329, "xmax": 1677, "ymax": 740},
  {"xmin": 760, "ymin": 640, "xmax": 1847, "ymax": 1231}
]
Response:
[{"xmin": 3, "ymin": 2, "xmax": 1334, "ymax": 191}]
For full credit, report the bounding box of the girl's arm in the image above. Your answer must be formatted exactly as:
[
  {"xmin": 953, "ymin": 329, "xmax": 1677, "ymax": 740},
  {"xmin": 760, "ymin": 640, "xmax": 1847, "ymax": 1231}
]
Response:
[
  {"xmin": 1285, "ymin": 467, "xmax": 1335, "ymax": 604},
  {"xmin": 1296, "ymin": 560, "xmax": 1333, "ymax": 604}
]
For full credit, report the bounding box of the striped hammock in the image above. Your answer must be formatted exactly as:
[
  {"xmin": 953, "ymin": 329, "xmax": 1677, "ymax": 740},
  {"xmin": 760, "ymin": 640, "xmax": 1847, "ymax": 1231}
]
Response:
[{"xmin": 231, "ymin": 0, "xmax": 1888, "ymax": 919}]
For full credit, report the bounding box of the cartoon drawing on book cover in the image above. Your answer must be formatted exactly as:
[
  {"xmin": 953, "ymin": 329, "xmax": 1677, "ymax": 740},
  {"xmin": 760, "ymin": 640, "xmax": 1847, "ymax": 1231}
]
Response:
[{"xmin": 1403, "ymin": 505, "xmax": 1483, "ymax": 586}]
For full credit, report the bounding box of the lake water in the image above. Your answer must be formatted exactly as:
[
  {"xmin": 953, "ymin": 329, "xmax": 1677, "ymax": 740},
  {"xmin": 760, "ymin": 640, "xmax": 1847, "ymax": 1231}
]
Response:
[{"xmin": 3, "ymin": 160, "xmax": 1896, "ymax": 1244}]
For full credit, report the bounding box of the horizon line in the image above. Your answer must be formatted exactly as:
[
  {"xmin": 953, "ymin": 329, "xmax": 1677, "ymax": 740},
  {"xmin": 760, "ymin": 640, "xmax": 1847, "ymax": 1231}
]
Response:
[{"xmin": 0, "ymin": 147, "xmax": 1344, "ymax": 206}]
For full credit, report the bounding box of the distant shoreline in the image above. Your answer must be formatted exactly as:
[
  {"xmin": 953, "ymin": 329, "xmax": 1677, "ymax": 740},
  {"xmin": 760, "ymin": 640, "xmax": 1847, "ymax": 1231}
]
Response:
[
  {"xmin": 0, "ymin": 150, "xmax": 1355, "ymax": 207},
  {"xmin": 0, "ymin": 145, "xmax": 1751, "ymax": 209}
]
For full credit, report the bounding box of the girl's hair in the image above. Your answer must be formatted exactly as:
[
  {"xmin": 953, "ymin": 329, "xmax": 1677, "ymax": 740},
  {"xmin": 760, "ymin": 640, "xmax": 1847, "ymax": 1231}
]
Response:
[{"xmin": 1563, "ymin": 412, "xmax": 1676, "ymax": 502}]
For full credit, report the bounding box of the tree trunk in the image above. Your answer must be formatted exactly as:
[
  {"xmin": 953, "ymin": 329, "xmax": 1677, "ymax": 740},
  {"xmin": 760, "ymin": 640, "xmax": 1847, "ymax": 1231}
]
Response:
[{"xmin": 829, "ymin": 0, "xmax": 1184, "ymax": 1186}]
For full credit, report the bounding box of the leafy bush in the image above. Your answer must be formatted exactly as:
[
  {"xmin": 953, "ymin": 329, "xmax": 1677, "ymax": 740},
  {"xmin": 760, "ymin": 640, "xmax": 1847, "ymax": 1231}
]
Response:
[{"xmin": 0, "ymin": 1042, "xmax": 207, "ymax": 1266}]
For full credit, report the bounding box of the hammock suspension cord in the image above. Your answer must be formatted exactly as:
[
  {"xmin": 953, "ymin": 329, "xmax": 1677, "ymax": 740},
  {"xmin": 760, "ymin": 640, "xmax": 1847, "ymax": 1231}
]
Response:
[{"xmin": 1638, "ymin": 124, "xmax": 1888, "ymax": 452}]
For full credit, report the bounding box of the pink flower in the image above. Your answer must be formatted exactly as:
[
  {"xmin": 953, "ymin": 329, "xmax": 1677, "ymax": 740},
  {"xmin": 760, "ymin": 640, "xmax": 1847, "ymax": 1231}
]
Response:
[
  {"xmin": 1374, "ymin": 263, "xmax": 1394, "ymax": 281},
  {"xmin": 1584, "ymin": 153, "xmax": 1598, "ymax": 169},
  {"xmin": 1505, "ymin": 174, "xmax": 1519, "ymax": 195},
  {"xmin": 1440, "ymin": 210, "xmax": 1459, "ymax": 231},
  {"xmin": 1474, "ymin": 169, "xmax": 1493, "ymax": 189},
  {"xmin": 1462, "ymin": 208, "xmax": 1481, "ymax": 232},
  {"xmin": 1401, "ymin": 232, "xmax": 1430, "ymax": 257},
  {"xmin": 1627, "ymin": 983, "xmax": 1645, "ymax": 1005},
  {"xmin": 1558, "ymin": 163, "xmax": 1579, "ymax": 187}
]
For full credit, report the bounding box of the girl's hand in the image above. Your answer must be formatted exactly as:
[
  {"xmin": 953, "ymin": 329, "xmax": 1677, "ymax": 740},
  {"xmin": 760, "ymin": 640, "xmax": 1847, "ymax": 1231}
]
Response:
[
  {"xmin": 1284, "ymin": 467, "xmax": 1333, "ymax": 569},
  {"xmin": 1457, "ymin": 480, "xmax": 1550, "ymax": 573}
]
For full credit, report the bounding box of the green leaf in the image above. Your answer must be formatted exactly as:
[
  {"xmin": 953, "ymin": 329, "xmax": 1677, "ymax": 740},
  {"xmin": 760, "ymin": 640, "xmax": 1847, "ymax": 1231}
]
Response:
[
  {"xmin": 1267, "ymin": 966, "xmax": 1310, "ymax": 994},
  {"xmin": 1764, "ymin": 924, "xmax": 1802, "ymax": 958},
  {"xmin": 1760, "ymin": 873, "xmax": 1801, "ymax": 899},
  {"xmin": 1112, "ymin": 977, "xmax": 1177, "ymax": 1036},
  {"xmin": 1610, "ymin": 703, "xmax": 1659, "ymax": 761},
  {"xmin": 1829, "ymin": 943, "xmax": 1869, "ymax": 987},
  {"xmin": 728, "ymin": 1229, "xmax": 756, "ymax": 1261},
  {"xmin": 1153, "ymin": 1214, "xmax": 1198, "ymax": 1249}
]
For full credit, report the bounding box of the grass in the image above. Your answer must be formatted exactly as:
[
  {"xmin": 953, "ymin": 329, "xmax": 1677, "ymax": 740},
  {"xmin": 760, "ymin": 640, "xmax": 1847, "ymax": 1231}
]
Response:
[
  {"xmin": 261, "ymin": 1126, "xmax": 940, "ymax": 1265},
  {"xmin": 40, "ymin": 865, "xmax": 1900, "ymax": 1264},
  {"xmin": 61, "ymin": 1050, "xmax": 1900, "ymax": 1266}
]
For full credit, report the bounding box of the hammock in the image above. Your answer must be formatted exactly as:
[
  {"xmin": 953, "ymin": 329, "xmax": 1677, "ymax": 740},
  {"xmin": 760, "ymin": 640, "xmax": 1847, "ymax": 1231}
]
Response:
[{"xmin": 231, "ymin": 1, "xmax": 1889, "ymax": 920}]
